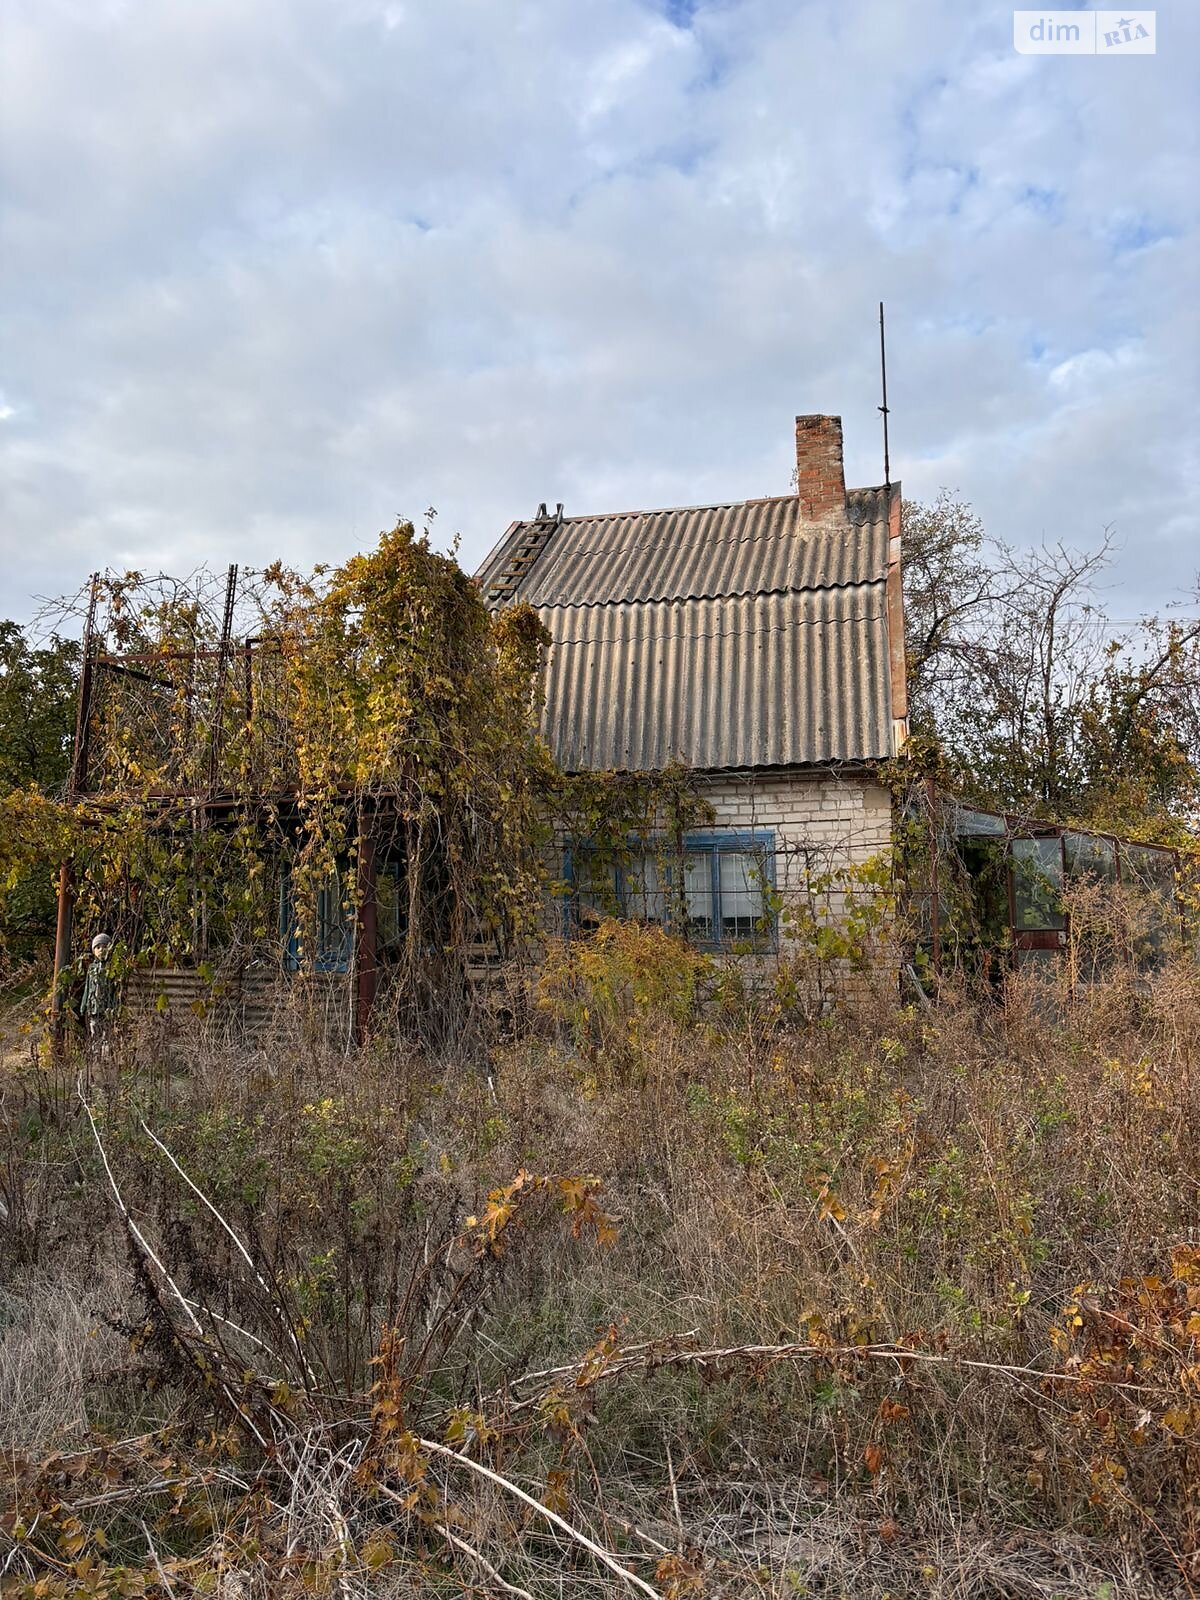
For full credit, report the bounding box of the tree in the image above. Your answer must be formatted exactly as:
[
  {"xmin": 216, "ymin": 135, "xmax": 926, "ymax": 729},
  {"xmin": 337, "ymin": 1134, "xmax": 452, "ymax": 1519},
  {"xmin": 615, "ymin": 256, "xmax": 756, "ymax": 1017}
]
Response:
[
  {"xmin": 1, "ymin": 533, "xmax": 554, "ymax": 1029},
  {"xmin": 0, "ymin": 622, "xmax": 81, "ymax": 966},
  {"xmin": 1078, "ymin": 605, "xmax": 1200, "ymax": 833},
  {"xmin": 901, "ymin": 491, "xmax": 995, "ymax": 732},
  {"xmin": 0, "ymin": 622, "xmax": 80, "ymax": 794},
  {"xmin": 901, "ymin": 497, "xmax": 1199, "ymax": 837}
]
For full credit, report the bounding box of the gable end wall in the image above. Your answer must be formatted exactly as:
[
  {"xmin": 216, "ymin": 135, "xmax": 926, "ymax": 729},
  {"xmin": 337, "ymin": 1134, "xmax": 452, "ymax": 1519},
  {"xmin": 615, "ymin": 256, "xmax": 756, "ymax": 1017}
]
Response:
[{"xmin": 695, "ymin": 769, "xmax": 894, "ymax": 890}]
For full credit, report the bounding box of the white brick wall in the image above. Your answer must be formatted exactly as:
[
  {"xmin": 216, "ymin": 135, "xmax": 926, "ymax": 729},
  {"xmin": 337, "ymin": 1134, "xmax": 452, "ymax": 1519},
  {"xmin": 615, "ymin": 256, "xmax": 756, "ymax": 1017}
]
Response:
[
  {"xmin": 549, "ymin": 768, "xmax": 894, "ymax": 936},
  {"xmin": 545, "ymin": 768, "xmax": 898, "ymax": 1005},
  {"xmin": 693, "ymin": 769, "xmax": 894, "ymax": 892},
  {"xmin": 691, "ymin": 770, "xmax": 897, "ymax": 997}
]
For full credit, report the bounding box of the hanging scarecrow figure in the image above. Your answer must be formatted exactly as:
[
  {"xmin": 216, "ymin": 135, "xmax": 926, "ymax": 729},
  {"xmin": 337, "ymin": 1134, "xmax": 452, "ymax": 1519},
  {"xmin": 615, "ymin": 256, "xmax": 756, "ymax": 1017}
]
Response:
[{"xmin": 80, "ymin": 932, "xmax": 119, "ymax": 1058}]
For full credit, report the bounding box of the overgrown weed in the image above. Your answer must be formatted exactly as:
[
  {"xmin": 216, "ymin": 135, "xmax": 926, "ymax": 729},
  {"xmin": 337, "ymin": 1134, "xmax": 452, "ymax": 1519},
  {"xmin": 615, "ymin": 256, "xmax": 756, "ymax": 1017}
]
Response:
[{"xmin": 1, "ymin": 954, "xmax": 1198, "ymax": 1597}]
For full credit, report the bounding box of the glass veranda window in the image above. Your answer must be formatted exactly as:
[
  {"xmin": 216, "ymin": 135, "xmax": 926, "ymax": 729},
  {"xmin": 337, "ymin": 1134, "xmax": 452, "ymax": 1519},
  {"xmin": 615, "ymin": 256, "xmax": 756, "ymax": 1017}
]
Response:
[
  {"xmin": 1010, "ymin": 838, "xmax": 1065, "ymax": 931},
  {"xmin": 1064, "ymin": 831, "xmax": 1118, "ymax": 884},
  {"xmin": 1120, "ymin": 842, "xmax": 1178, "ymax": 970}
]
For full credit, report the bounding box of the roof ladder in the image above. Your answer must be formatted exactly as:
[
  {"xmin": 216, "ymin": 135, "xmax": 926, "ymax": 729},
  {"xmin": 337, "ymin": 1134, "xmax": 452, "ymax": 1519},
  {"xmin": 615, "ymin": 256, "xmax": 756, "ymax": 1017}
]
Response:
[{"xmin": 486, "ymin": 502, "xmax": 563, "ymax": 604}]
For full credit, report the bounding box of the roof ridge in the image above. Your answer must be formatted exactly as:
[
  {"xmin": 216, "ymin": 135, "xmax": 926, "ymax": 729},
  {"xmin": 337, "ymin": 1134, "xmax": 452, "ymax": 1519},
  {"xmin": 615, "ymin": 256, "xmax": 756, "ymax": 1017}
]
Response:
[
  {"xmin": 510, "ymin": 483, "xmax": 889, "ymax": 529},
  {"xmin": 524, "ymin": 516, "xmax": 874, "ymax": 579}
]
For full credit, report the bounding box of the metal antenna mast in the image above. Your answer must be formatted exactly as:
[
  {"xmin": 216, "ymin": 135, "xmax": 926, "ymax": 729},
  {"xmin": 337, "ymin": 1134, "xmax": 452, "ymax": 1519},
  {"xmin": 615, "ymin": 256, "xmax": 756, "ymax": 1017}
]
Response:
[{"xmin": 878, "ymin": 301, "xmax": 891, "ymax": 489}]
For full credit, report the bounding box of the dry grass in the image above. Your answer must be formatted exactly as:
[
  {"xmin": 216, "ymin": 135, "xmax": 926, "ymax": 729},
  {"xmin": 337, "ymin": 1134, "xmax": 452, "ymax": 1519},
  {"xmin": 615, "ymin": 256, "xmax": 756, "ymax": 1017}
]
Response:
[
  {"xmin": 0, "ymin": 1264, "xmax": 140, "ymax": 1457},
  {"xmin": 1, "ymin": 946, "xmax": 1198, "ymax": 1597}
]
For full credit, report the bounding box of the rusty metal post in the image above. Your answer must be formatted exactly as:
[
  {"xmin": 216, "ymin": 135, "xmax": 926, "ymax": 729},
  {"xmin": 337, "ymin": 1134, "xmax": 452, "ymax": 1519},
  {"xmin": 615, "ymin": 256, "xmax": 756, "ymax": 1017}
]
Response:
[
  {"xmin": 926, "ymin": 777, "xmax": 942, "ymax": 981},
  {"xmin": 51, "ymin": 861, "xmax": 76, "ymax": 1035},
  {"xmin": 52, "ymin": 575, "xmax": 100, "ymax": 1041},
  {"xmin": 354, "ymin": 818, "xmax": 378, "ymax": 1045},
  {"xmin": 206, "ymin": 564, "xmax": 238, "ymax": 794}
]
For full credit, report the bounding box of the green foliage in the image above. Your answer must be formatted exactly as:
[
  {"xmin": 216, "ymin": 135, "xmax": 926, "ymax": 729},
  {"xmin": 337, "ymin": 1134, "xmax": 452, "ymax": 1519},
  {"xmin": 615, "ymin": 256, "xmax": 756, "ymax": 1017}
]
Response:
[
  {"xmin": 1076, "ymin": 626, "xmax": 1200, "ymax": 842},
  {"xmin": 773, "ymin": 851, "xmax": 896, "ymax": 1020},
  {"xmin": 549, "ymin": 760, "xmax": 715, "ymax": 914},
  {"xmin": 257, "ymin": 524, "xmax": 552, "ymax": 994},
  {"xmin": 0, "ymin": 622, "xmax": 79, "ymax": 793},
  {"xmin": 0, "ymin": 624, "xmax": 80, "ymax": 965}
]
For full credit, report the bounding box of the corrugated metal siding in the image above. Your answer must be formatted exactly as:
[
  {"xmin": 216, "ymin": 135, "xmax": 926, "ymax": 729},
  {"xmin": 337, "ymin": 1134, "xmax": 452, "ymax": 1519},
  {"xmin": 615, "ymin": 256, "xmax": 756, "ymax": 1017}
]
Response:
[
  {"xmin": 125, "ymin": 968, "xmax": 351, "ymax": 1039},
  {"xmin": 537, "ymin": 587, "xmax": 891, "ymax": 771},
  {"xmin": 478, "ymin": 487, "xmax": 889, "ymax": 606}
]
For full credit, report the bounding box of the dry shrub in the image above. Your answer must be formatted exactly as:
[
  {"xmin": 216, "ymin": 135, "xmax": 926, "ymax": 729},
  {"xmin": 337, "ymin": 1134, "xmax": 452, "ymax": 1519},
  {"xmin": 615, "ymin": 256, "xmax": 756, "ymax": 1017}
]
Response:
[{"xmin": 1, "ymin": 950, "xmax": 1198, "ymax": 1597}]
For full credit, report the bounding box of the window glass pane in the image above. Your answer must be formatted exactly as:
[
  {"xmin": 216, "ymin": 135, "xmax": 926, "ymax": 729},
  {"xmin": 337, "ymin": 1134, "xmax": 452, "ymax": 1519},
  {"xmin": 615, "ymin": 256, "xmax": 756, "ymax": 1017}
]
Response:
[
  {"xmin": 625, "ymin": 852, "xmax": 667, "ymax": 925},
  {"xmin": 955, "ymin": 805, "xmax": 1007, "ymax": 838},
  {"xmin": 1064, "ymin": 832, "xmax": 1117, "ymax": 884},
  {"xmin": 682, "ymin": 851, "xmax": 713, "ymax": 939},
  {"xmin": 316, "ymin": 869, "xmax": 351, "ymax": 969},
  {"xmin": 1121, "ymin": 843, "xmax": 1175, "ymax": 892},
  {"xmin": 377, "ymin": 863, "xmax": 402, "ymax": 950},
  {"xmin": 1018, "ymin": 945, "xmax": 1062, "ymax": 976},
  {"xmin": 568, "ymin": 848, "xmax": 618, "ymax": 931},
  {"xmin": 1121, "ymin": 844, "xmax": 1177, "ymax": 971},
  {"xmin": 1011, "ymin": 838, "xmax": 1065, "ymax": 930},
  {"xmin": 576, "ymin": 886, "xmax": 608, "ymax": 929},
  {"xmin": 719, "ymin": 850, "xmax": 764, "ymax": 938},
  {"xmin": 1062, "ymin": 835, "xmax": 1117, "ymax": 982},
  {"xmin": 281, "ymin": 867, "xmax": 351, "ymax": 972}
]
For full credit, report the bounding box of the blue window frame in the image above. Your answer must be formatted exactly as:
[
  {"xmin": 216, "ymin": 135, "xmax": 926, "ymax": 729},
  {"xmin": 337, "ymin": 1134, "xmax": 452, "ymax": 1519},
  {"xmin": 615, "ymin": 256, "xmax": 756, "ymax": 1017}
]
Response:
[
  {"xmin": 564, "ymin": 831, "xmax": 776, "ymax": 949},
  {"xmin": 281, "ymin": 866, "xmax": 354, "ymax": 973}
]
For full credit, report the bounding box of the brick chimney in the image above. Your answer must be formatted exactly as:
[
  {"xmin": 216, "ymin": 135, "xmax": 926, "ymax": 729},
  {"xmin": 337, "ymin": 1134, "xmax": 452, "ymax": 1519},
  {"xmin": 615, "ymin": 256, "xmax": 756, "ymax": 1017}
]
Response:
[{"xmin": 795, "ymin": 415, "xmax": 846, "ymax": 521}]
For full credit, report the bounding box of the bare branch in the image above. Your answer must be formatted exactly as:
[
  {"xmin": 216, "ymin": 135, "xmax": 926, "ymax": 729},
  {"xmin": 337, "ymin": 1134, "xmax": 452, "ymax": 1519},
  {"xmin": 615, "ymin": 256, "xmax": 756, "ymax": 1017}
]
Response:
[{"xmin": 415, "ymin": 1438, "xmax": 663, "ymax": 1599}]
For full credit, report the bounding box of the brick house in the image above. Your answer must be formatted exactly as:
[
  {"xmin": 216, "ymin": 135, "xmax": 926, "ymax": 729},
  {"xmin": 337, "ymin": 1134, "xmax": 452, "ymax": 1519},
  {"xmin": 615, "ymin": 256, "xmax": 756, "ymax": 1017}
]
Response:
[
  {"xmin": 67, "ymin": 410, "xmax": 1188, "ymax": 1044},
  {"xmin": 476, "ymin": 416, "xmax": 909, "ymax": 950}
]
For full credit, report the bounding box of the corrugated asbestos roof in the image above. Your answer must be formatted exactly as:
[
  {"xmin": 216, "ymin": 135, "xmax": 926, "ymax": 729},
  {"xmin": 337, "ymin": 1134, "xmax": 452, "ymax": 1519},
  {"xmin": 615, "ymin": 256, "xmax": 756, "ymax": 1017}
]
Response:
[
  {"xmin": 537, "ymin": 590, "xmax": 891, "ymax": 771},
  {"xmin": 477, "ymin": 488, "xmax": 890, "ymax": 607},
  {"xmin": 477, "ymin": 484, "xmax": 897, "ymax": 773}
]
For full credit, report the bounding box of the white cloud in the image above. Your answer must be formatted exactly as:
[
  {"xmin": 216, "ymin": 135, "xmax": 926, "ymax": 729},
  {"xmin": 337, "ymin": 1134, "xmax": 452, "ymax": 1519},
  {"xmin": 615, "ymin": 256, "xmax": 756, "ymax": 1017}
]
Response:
[{"xmin": 0, "ymin": 0, "xmax": 1197, "ymax": 620}]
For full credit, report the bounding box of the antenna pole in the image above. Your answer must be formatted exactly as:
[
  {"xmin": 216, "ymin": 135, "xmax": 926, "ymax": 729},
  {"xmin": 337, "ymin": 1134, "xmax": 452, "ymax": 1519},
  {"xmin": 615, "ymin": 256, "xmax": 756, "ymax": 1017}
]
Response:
[{"xmin": 878, "ymin": 301, "xmax": 891, "ymax": 489}]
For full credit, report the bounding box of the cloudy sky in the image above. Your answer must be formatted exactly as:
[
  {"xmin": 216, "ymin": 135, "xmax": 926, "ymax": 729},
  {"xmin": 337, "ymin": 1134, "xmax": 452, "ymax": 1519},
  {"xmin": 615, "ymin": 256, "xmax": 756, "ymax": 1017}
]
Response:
[{"xmin": 1, "ymin": 0, "xmax": 1197, "ymax": 624}]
